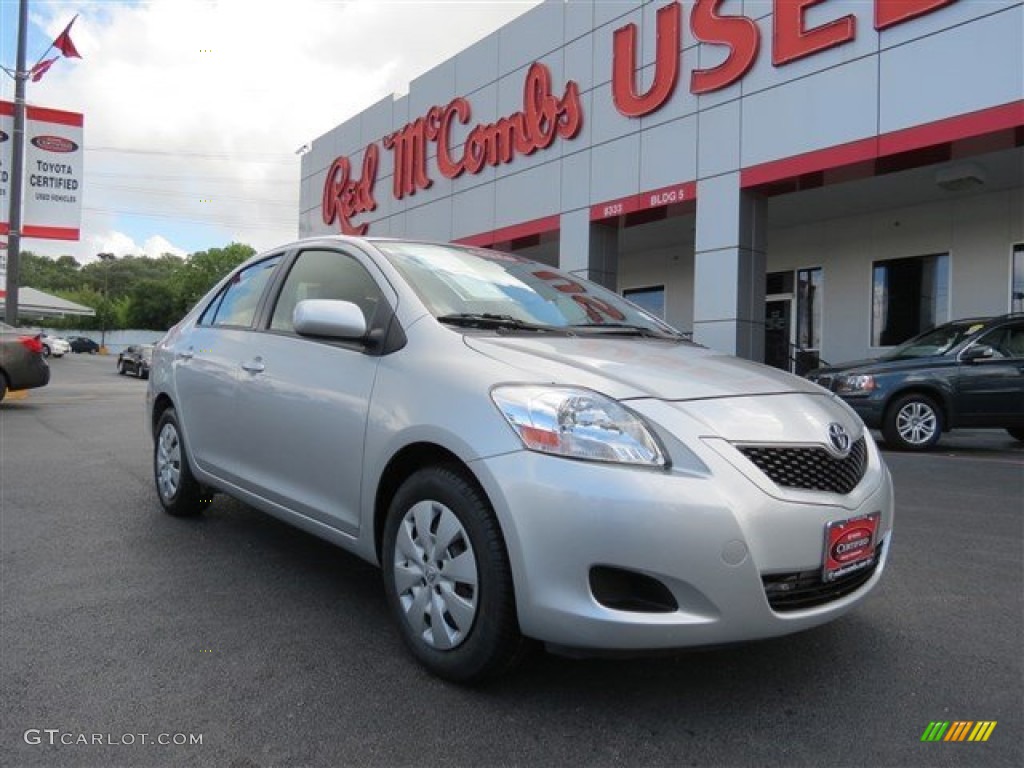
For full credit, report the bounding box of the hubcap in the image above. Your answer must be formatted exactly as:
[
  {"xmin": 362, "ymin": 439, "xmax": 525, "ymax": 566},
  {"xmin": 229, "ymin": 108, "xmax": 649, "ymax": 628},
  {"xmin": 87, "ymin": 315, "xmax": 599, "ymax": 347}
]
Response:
[
  {"xmin": 896, "ymin": 402, "xmax": 937, "ymax": 445},
  {"xmin": 156, "ymin": 422, "xmax": 182, "ymax": 500},
  {"xmin": 392, "ymin": 500, "xmax": 478, "ymax": 650}
]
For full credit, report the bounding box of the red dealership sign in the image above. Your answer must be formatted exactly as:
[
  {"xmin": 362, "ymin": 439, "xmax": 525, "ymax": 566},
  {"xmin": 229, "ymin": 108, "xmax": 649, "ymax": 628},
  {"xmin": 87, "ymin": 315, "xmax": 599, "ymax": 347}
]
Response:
[
  {"xmin": 613, "ymin": 0, "xmax": 956, "ymax": 114},
  {"xmin": 322, "ymin": 0, "xmax": 957, "ymax": 235}
]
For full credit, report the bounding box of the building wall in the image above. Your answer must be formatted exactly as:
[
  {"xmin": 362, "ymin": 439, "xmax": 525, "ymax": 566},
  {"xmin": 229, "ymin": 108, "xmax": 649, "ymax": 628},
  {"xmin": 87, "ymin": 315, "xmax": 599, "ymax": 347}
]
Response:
[
  {"xmin": 301, "ymin": 0, "xmax": 1023, "ymax": 241},
  {"xmin": 299, "ymin": 0, "xmax": 1024, "ymax": 362},
  {"xmin": 766, "ymin": 186, "xmax": 1023, "ymax": 363}
]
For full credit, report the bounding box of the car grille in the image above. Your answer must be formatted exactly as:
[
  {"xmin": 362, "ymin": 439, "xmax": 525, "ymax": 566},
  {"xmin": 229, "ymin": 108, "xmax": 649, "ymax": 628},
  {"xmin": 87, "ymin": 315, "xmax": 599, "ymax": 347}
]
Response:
[
  {"xmin": 737, "ymin": 437, "xmax": 867, "ymax": 494},
  {"xmin": 762, "ymin": 542, "xmax": 884, "ymax": 612}
]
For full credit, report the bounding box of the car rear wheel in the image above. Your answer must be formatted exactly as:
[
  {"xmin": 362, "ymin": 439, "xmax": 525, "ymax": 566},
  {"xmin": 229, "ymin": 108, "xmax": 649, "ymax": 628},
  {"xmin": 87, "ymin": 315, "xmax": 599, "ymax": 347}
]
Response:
[
  {"xmin": 154, "ymin": 408, "xmax": 206, "ymax": 517},
  {"xmin": 0, "ymin": 373, "xmax": 8, "ymax": 403},
  {"xmin": 118, "ymin": 360, "xmax": 127, "ymax": 375},
  {"xmin": 382, "ymin": 466, "xmax": 526, "ymax": 683},
  {"xmin": 883, "ymin": 393, "xmax": 943, "ymax": 451},
  {"xmin": 1007, "ymin": 428, "xmax": 1024, "ymax": 443}
]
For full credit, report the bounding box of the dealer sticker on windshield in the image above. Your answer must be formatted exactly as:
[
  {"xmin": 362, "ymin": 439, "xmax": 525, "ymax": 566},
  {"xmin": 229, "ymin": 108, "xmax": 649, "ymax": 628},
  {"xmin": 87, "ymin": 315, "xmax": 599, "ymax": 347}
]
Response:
[{"xmin": 823, "ymin": 512, "xmax": 880, "ymax": 582}]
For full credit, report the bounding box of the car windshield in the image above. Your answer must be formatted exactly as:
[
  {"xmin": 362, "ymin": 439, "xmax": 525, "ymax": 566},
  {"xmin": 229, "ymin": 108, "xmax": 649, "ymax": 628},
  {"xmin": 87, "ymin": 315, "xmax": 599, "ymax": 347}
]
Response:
[
  {"xmin": 376, "ymin": 241, "xmax": 681, "ymax": 337},
  {"xmin": 881, "ymin": 321, "xmax": 986, "ymax": 360}
]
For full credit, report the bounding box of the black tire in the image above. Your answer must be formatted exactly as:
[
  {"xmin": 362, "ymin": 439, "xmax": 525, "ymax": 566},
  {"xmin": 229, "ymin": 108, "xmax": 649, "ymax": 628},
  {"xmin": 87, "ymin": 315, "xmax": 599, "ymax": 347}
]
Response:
[
  {"xmin": 0, "ymin": 372, "xmax": 8, "ymax": 403},
  {"xmin": 883, "ymin": 393, "xmax": 944, "ymax": 451},
  {"xmin": 1007, "ymin": 427, "xmax": 1024, "ymax": 443},
  {"xmin": 153, "ymin": 407, "xmax": 207, "ymax": 517},
  {"xmin": 382, "ymin": 465, "xmax": 526, "ymax": 683},
  {"xmin": 118, "ymin": 360, "xmax": 126, "ymax": 375},
  {"xmin": 42, "ymin": 345, "xmax": 51, "ymax": 358}
]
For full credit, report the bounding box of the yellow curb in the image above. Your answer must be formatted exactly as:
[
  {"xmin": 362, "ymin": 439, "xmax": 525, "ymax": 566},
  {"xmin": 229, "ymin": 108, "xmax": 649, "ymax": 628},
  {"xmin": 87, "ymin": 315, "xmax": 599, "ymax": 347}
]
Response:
[{"xmin": 5, "ymin": 390, "xmax": 29, "ymax": 401}]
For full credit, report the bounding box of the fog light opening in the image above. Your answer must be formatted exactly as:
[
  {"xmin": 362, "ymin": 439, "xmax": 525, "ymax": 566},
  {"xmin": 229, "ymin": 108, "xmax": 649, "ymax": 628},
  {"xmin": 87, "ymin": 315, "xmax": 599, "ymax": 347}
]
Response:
[{"xmin": 589, "ymin": 566, "xmax": 678, "ymax": 613}]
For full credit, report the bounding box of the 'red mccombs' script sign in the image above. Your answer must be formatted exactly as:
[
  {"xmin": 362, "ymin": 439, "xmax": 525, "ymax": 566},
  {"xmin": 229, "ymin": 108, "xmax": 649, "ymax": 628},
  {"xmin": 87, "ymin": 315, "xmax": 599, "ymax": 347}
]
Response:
[{"xmin": 323, "ymin": 62, "xmax": 581, "ymax": 236}]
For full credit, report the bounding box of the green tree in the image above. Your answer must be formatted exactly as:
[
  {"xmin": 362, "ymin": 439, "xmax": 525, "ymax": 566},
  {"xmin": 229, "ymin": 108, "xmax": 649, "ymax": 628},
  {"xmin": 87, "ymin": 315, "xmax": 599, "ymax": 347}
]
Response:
[
  {"xmin": 13, "ymin": 244, "xmax": 253, "ymax": 329},
  {"xmin": 127, "ymin": 279, "xmax": 179, "ymax": 330},
  {"xmin": 172, "ymin": 243, "xmax": 254, "ymax": 316}
]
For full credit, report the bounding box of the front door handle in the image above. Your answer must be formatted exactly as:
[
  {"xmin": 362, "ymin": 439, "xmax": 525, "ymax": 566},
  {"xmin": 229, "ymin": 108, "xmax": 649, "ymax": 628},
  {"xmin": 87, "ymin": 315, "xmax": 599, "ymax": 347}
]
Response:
[
  {"xmin": 241, "ymin": 357, "xmax": 265, "ymax": 374},
  {"xmin": 177, "ymin": 347, "xmax": 194, "ymax": 361}
]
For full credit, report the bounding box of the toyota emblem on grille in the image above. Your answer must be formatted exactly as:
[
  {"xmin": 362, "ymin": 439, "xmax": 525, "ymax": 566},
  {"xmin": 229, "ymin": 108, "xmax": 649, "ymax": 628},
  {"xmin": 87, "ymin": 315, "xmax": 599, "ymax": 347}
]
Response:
[{"xmin": 827, "ymin": 423, "xmax": 852, "ymax": 456}]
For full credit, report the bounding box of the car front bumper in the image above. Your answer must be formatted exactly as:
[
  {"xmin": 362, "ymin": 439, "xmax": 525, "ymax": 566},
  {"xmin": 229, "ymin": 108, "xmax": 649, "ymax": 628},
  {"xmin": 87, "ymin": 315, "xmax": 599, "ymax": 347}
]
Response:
[
  {"xmin": 472, "ymin": 435, "xmax": 893, "ymax": 652},
  {"xmin": 840, "ymin": 396, "xmax": 886, "ymax": 428}
]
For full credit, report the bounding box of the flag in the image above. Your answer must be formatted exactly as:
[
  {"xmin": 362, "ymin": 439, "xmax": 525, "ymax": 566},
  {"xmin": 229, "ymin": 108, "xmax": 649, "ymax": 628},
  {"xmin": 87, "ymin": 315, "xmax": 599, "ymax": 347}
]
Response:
[
  {"xmin": 53, "ymin": 16, "xmax": 81, "ymax": 59},
  {"xmin": 30, "ymin": 57, "xmax": 59, "ymax": 82}
]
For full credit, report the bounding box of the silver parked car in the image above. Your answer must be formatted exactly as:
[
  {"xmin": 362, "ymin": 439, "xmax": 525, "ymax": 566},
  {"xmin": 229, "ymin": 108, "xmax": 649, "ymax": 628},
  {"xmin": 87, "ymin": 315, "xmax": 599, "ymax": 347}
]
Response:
[
  {"xmin": 147, "ymin": 238, "xmax": 894, "ymax": 682},
  {"xmin": 1, "ymin": 322, "xmax": 50, "ymax": 401}
]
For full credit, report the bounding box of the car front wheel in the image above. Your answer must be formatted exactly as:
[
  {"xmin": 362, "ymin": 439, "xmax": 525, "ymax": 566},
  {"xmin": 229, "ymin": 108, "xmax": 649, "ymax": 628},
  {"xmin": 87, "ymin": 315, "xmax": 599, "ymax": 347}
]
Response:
[
  {"xmin": 382, "ymin": 466, "xmax": 526, "ymax": 683},
  {"xmin": 883, "ymin": 393, "xmax": 943, "ymax": 451},
  {"xmin": 42, "ymin": 345, "xmax": 51, "ymax": 358},
  {"xmin": 154, "ymin": 408, "xmax": 206, "ymax": 517}
]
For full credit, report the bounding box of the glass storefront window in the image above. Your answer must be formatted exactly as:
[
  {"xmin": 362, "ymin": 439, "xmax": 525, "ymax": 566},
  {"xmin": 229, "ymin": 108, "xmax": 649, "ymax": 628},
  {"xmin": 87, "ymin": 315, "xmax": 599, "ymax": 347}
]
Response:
[
  {"xmin": 796, "ymin": 267, "xmax": 822, "ymax": 351},
  {"xmin": 623, "ymin": 285, "xmax": 666, "ymax": 320},
  {"xmin": 872, "ymin": 253, "xmax": 949, "ymax": 347}
]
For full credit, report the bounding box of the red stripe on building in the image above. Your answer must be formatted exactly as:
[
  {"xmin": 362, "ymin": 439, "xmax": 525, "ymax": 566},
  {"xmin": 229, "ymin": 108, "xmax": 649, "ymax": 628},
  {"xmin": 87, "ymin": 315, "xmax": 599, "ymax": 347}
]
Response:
[
  {"xmin": 879, "ymin": 100, "xmax": 1024, "ymax": 156},
  {"xmin": 454, "ymin": 215, "xmax": 560, "ymax": 248},
  {"xmin": 590, "ymin": 181, "xmax": 697, "ymax": 221},
  {"xmin": 742, "ymin": 100, "xmax": 1024, "ymax": 188}
]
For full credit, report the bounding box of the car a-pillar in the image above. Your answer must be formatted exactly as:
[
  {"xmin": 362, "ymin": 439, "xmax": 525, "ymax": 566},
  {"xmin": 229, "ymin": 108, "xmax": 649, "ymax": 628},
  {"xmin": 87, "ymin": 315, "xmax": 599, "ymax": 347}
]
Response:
[{"xmin": 693, "ymin": 173, "xmax": 766, "ymax": 361}]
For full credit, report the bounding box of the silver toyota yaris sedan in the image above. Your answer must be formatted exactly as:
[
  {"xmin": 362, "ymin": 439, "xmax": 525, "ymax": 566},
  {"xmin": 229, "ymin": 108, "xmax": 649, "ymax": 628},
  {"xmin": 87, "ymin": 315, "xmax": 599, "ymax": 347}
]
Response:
[{"xmin": 147, "ymin": 237, "xmax": 893, "ymax": 682}]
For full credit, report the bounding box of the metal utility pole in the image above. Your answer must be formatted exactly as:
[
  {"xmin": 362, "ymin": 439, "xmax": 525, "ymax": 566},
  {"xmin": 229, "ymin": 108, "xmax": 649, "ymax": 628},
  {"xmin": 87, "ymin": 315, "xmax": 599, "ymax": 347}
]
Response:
[
  {"xmin": 97, "ymin": 251, "xmax": 114, "ymax": 348},
  {"xmin": 4, "ymin": 0, "xmax": 29, "ymax": 325}
]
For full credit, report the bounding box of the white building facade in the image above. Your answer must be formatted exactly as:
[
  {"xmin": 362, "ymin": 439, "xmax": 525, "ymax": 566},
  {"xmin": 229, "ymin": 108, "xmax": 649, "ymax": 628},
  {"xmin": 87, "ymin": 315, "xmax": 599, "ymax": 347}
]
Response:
[{"xmin": 299, "ymin": 0, "xmax": 1024, "ymax": 370}]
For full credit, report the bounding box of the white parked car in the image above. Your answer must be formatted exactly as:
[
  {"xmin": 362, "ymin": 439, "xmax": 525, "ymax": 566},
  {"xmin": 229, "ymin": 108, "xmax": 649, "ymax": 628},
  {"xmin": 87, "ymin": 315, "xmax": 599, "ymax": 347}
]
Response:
[
  {"xmin": 147, "ymin": 237, "xmax": 894, "ymax": 682},
  {"xmin": 39, "ymin": 333, "xmax": 70, "ymax": 358}
]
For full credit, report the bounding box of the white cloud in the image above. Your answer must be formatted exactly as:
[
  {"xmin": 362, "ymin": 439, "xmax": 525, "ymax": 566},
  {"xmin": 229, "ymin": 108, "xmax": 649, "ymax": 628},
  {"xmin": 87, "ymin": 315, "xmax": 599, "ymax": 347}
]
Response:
[{"xmin": 7, "ymin": 0, "xmax": 541, "ymax": 262}]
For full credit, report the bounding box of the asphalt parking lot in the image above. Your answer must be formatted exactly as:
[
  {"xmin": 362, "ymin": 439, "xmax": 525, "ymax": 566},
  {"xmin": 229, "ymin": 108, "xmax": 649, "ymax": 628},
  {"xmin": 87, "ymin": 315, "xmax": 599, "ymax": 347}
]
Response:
[{"xmin": 2, "ymin": 353, "xmax": 1021, "ymax": 768}]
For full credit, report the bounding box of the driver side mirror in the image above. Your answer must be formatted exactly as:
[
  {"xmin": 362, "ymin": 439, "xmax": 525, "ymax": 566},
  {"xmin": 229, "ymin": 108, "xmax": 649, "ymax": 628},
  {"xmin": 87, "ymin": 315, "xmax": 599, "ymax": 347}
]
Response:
[
  {"xmin": 961, "ymin": 344, "xmax": 994, "ymax": 363},
  {"xmin": 293, "ymin": 299, "xmax": 367, "ymax": 340}
]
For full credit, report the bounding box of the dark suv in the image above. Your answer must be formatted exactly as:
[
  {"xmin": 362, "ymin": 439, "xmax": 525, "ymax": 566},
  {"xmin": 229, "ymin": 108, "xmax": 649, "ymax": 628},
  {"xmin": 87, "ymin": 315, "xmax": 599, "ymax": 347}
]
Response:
[{"xmin": 807, "ymin": 314, "xmax": 1024, "ymax": 450}]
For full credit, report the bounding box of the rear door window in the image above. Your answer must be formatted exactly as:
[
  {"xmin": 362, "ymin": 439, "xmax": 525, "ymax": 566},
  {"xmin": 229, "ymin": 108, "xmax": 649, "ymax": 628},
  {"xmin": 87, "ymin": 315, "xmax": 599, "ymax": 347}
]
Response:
[{"xmin": 202, "ymin": 256, "xmax": 281, "ymax": 328}]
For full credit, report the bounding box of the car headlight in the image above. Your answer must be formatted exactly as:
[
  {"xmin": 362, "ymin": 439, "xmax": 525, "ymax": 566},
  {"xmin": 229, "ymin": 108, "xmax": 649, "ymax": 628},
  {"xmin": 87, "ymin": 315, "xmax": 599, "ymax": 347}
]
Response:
[
  {"xmin": 490, "ymin": 385, "xmax": 667, "ymax": 467},
  {"xmin": 836, "ymin": 374, "xmax": 876, "ymax": 395}
]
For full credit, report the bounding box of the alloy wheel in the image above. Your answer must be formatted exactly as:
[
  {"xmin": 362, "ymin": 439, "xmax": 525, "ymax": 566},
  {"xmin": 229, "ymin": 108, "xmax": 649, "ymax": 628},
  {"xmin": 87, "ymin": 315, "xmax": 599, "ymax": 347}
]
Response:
[{"xmin": 896, "ymin": 401, "xmax": 938, "ymax": 446}]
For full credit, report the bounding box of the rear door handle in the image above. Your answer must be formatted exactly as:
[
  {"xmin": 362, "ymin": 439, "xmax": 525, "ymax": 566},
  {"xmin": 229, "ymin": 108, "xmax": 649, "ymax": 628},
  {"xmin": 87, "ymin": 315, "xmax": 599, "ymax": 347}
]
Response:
[{"xmin": 241, "ymin": 358, "xmax": 265, "ymax": 374}]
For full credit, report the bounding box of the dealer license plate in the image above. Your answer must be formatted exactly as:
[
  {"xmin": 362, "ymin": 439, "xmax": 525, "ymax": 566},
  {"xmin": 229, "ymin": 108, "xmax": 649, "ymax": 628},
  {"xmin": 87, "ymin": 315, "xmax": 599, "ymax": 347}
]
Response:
[{"xmin": 823, "ymin": 512, "xmax": 880, "ymax": 582}]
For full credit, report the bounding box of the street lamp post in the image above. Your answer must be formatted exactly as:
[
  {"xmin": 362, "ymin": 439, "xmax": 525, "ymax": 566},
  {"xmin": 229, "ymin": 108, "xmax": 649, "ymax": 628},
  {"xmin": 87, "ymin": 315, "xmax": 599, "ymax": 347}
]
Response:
[{"xmin": 97, "ymin": 252, "xmax": 115, "ymax": 350}]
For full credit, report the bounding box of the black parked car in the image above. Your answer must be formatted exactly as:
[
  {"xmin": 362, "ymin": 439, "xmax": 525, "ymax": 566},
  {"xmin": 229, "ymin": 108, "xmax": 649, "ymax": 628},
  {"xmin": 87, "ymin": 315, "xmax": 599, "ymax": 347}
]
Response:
[
  {"xmin": 117, "ymin": 345, "xmax": 154, "ymax": 378},
  {"xmin": 67, "ymin": 336, "xmax": 100, "ymax": 354},
  {"xmin": 808, "ymin": 314, "xmax": 1024, "ymax": 450}
]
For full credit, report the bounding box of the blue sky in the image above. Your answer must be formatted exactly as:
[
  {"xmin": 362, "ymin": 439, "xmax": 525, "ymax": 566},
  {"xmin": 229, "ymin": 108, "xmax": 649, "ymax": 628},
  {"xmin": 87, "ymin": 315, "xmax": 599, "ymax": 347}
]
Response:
[{"xmin": 1, "ymin": 0, "xmax": 539, "ymax": 263}]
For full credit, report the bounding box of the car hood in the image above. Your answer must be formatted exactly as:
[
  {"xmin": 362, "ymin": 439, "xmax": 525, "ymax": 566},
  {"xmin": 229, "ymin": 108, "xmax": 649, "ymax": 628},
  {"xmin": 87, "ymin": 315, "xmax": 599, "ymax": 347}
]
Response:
[
  {"xmin": 463, "ymin": 334, "xmax": 824, "ymax": 401},
  {"xmin": 812, "ymin": 354, "xmax": 950, "ymax": 376}
]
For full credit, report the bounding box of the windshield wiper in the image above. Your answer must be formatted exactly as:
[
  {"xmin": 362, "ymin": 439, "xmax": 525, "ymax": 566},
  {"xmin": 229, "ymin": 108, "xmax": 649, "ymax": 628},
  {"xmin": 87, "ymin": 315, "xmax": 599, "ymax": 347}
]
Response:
[
  {"xmin": 437, "ymin": 313, "xmax": 566, "ymax": 333},
  {"xmin": 569, "ymin": 323, "xmax": 681, "ymax": 339}
]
